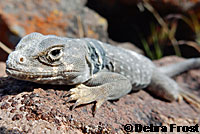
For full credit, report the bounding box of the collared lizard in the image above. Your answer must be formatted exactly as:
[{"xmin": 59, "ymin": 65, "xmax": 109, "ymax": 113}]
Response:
[{"xmin": 6, "ymin": 32, "xmax": 200, "ymax": 113}]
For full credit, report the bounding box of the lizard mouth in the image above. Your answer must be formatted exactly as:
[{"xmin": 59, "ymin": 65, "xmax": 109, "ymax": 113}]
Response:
[
  {"xmin": 6, "ymin": 67, "xmax": 80, "ymax": 85},
  {"xmin": 6, "ymin": 67, "xmax": 70, "ymax": 85},
  {"xmin": 6, "ymin": 67, "xmax": 59, "ymax": 79},
  {"xmin": 6, "ymin": 65, "xmax": 88, "ymax": 85}
]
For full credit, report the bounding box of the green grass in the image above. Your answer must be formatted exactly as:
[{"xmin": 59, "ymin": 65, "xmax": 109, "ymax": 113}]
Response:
[{"xmin": 138, "ymin": 1, "xmax": 200, "ymax": 59}]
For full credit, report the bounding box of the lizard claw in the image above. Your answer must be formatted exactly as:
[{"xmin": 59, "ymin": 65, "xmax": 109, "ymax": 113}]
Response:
[
  {"xmin": 72, "ymin": 100, "xmax": 81, "ymax": 110},
  {"xmin": 177, "ymin": 95, "xmax": 183, "ymax": 103},
  {"xmin": 92, "ymin": 99, "xmax": 106, "ymax": 116},
  {"xmin": 64, "ymin": 91, "xmax": 73, "ymax": 97},
  {"xmin": 65, "ymin": 97, "xmax": 72, "ymax": 103},
  {"xmin": 180, "ymin": 91, "xmax": 200, "ymax": 110}
]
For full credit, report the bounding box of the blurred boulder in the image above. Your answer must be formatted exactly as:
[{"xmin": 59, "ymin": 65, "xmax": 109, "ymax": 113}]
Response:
[
  {"xmin": 0, "ymin": 0, "xmax": 109, "ymax": 62},
  {"xmin": 0, "ymin": 0, "xmax": 108, "ymax": 40},
  {"xmin": 0, "ymin": 14, "xmax": 20, "ymax": 61},
  {"xmin": 0, "ymin": 62, "xmax": 6, "ymax": 77}
]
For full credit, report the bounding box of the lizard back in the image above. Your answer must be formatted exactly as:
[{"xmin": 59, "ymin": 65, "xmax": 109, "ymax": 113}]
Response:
[{"xmin": 84, "ymin": 39, "xmax": 155, "ymax": 89}]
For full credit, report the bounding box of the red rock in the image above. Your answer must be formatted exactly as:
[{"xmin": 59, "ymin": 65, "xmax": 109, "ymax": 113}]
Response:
[{"xmin": 0, "ymin": 56, "xmax": 199, "ymax": 133}]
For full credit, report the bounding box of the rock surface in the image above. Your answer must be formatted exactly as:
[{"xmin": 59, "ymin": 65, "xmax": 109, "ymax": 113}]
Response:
[
  {"xmin": 0, "ymin": 0, "xmax": 107, "ymax": 40},
  {"xmin": 0, "ymin": 0, "xmax": 142, "ymax": 62},
  {"xmin": 0, "ymin": 56, "xmax": 199, "ymax": 133},
  {"xmin": 0, "ymin": 0, "xmax": 103, "ymax": 62}
]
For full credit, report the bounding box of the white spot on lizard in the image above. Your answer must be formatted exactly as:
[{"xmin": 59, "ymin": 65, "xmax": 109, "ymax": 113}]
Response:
[
  {"xmin": 119, "ymin": 56, "xmax": 123, "ymax": 59},
  {"xmin": 97, "ymin": 40, "xmax": 103, "ymax": 45},
  {"xmin": 52, "ymin": 67, "xmax": 58, "ymax": 72},
  {"xmin": 109, "ymin": 53, "xmax": 114, "ymax": 56},
  {"xmin": 63, "ymin": 63, "xmax": 74, "ymax": 71},
  {"xmin": 127, "ymin": 50, "xmax": 141, "ymax": 60},
  {"xmin": 121, "ymin": 71, "xmax": 125, "ymax": 75}
]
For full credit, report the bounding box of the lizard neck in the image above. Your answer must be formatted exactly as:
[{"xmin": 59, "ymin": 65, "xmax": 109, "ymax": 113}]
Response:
[{"xmin": 85, "ymin": 39, "xmax": 106, "ymax": 75}]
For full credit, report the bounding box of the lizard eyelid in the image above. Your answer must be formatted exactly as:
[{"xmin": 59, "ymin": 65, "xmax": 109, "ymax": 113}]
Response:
[
  {"xmin": 35, "ymin": 45, "xmax": 64, "ymax": 66},
  {"xmin": 47, "ymin": 47, "xmax": 63, "ymax": 62}
]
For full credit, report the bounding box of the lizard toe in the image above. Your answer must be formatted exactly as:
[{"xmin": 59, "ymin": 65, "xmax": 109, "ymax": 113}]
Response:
[{"xmin": 180, "ymin": 91, "xmax": 200, "ymax": 110}]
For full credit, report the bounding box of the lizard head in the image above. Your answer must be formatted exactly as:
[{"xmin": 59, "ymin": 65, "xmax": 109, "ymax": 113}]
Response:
[{"xmin": 6, "ymin": 32, "xmax": 91, "ymax": 85}]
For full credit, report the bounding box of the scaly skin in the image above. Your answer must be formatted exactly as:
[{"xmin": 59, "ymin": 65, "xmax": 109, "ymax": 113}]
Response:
[{"xmin": 6, "ymin": 32, "xmax": 200, "ymax": 114}]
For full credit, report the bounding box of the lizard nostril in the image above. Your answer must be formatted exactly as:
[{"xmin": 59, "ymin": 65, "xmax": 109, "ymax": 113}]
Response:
[{"xmin": 19, "ymin": 57, "xmax": 24, "ymax": 63}]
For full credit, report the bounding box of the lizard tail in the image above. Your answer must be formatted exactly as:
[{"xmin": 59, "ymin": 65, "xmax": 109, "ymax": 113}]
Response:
[{"xmin": 158, "ymin": 58, "xmax": 200, "ymax": 77}]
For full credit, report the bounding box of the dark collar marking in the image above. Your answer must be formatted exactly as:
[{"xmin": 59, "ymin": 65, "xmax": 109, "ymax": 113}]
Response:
[{"xmin": 86, "ymin": 39, "xmax": 106, "ymax": 74}]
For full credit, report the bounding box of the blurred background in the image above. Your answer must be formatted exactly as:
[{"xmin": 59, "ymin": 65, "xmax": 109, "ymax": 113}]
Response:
[{"xmin": 1, "ymin": 0, "xmax": 200, "ymax": 62}]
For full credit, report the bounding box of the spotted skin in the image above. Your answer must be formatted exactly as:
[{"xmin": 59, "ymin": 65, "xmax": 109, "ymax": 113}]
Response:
[{"xmin": 6, "ymin": 32, "xmax": 200, "ymax": 113}]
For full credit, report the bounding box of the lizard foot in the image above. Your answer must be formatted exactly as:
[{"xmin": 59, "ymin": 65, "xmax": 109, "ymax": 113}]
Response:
[
  {"xmin": 66, "ymin": 84, "xmax": 107, "ymax": 115},
  {"xmin": 180, "ymin": 91, "xmax": 200, "ymax": 110}
]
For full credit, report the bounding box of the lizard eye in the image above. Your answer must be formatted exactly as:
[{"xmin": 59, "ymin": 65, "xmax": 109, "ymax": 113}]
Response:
[{"xmin": 47, "ymin": 47, "xmax": 63, "ymax": 62}]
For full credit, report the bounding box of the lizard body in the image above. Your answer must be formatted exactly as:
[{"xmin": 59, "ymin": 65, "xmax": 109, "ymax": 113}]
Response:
[{"xmin": 6, "ymin": 32, "xmax": 200, "ymax": 112}]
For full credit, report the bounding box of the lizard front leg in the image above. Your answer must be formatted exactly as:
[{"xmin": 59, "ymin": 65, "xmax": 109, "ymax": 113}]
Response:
[{"xmin": 66, "ymin": 71, "xmax": 132, "ymax": 113}]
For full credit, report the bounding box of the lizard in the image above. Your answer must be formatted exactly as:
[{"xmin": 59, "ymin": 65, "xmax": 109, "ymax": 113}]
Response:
[{"xmin": 6, "ymin": 32, "xmax": 200, "ymax": 114}]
